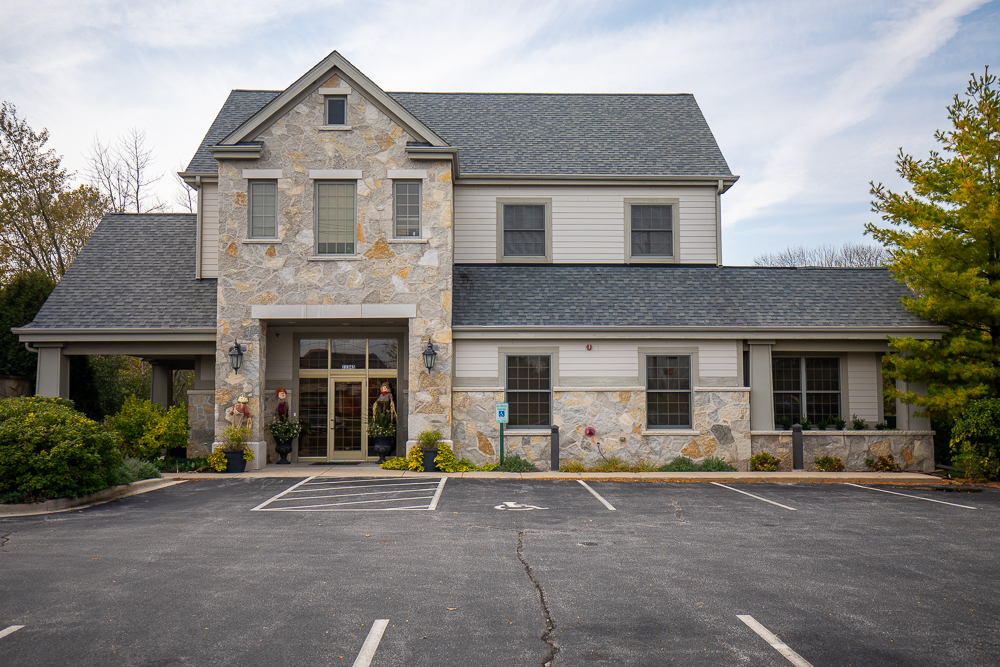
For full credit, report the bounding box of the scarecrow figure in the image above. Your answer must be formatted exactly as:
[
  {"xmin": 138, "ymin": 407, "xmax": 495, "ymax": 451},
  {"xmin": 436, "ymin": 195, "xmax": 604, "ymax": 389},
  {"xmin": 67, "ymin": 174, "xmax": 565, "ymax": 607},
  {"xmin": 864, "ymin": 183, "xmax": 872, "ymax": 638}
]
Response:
[
  {"xmin": 275, "ymin": 388, "xmax": 289, "ymax": 421},
  {"xmin": 225, "ymin": 393, "xmax": 253, "ymax": 429},
  {"xmin": 374, "ymin": 382, "xmax": 397, "ymax": 421}
]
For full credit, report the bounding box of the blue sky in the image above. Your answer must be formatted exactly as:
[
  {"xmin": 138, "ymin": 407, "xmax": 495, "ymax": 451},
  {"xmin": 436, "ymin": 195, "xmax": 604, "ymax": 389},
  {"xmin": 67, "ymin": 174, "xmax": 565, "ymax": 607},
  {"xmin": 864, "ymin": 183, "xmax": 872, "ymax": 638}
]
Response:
[{"xmin": 2, "ymin": 0, "xmax": 997, "ymax": 264}]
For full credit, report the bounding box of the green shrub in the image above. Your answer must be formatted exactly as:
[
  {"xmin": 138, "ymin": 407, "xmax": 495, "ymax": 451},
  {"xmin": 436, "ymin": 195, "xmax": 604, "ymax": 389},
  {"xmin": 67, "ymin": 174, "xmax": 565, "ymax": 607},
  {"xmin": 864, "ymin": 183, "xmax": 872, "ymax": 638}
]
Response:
[
  {"xmin": 496, "ymin": 455, "xmax": 538, "ymax": 472},
  {"xmin": 833, "ymin": 417, "xmax": 847, "ymax": 430},
  {"xmin": 434, "ymin": 442, "xmax": 496, "ymax": 472},
  {"xmin": 777, "ymin": 417, "xmax": 793, "ymax": 430},
  {"xmin": 800, "ymin": 419, "xmax": 813, "ymax": 430},
  {"xmin": 0, "ymin": 395, "xmax": 123, "ymax": 501},
  {"xmin": 589, "ymin": 455, "xmax": 631, "ymax": 472},
  {"xmin": 559, "ymin": 460, "xmax": 586, "ymax": 472},
  {"xmin": 750, "ymin": 452, "xmax": 781, "ymax": 471},
  {"xmin": 152, "ymin": 456, "xmax": 210, "ymax": 473},
  {"xmin": 814, "ymin": 456, "xmax": 845, "ymax": 472},
  {"xmin": 417, "ymin": 430, "xmax": 442, "ymax": 450},
  {"xmin": 380, "ymin": 446, "xmax": 425, "ymax": 471},
  {"xmin": 659, "ymin": 456, "xmax": 699, "ymax": 472},
  {"xmin": 699, "ymin": 456, "xmax": 737, "ymax": 472},
  {"xmin": 105, "ymin": 395, "xmax": 189, "ymax": 459},
  {"xmin": 865, "ymin": 455, "xmax": 899, "ymax": 472},
  {"xmin": 111, "ymin": 457, "xmax": 162, "ymax": 485},
  {"xmin": 851, "ymin": 414, "xmax": 867, "ymax": 430},
  {"xmin": 950, "ymin": 399, "xmax": 1000, "ymax": 481}
]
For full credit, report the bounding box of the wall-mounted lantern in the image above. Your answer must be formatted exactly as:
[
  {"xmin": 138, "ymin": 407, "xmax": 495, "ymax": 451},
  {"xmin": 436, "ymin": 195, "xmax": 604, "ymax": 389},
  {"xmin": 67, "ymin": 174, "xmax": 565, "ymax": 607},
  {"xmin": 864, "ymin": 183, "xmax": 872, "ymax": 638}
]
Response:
[
  {"xmin": 422, "ymin": 339, "xmax": 437, "ymax": 371},
  {"xmin": 229, "ymin": 342, "xmax": 245, "ymax": 372}
]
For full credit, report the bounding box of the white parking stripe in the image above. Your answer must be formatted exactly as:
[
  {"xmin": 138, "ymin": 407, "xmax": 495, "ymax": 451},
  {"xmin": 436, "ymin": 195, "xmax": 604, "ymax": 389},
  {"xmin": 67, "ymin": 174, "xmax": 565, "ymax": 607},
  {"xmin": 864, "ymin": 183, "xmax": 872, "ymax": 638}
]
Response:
[
  {"xmin": 0, "ymin": 625, "xmax": 25, "ymax": 640},
  {"xmin": 428, "ymin": 477, "xmax": 448, "ymax": 511},
  {"xmin": 738, "ymin": 615, "xmax": 813, "ymax": 667},
  {"xmin": 270, "ymin": 495, "xmax": 436, "ymax": 510},
  {"xmin": 710, "ymin": 482, "xmax": 797, "ymax": 511},
  {"xmin": 352, "ymin": 619, "xmax": 389, "ymax": 667},
  {"xmin": 577, "ymin": 480, "xmax": 617, "ymax": 510},
  {"xmin": 250, "ymin": 476, "xmax": 317, "ymax": 511},
  {"xmin": 301, "ymin": 478, "xmax": 435, "ymax": 487},
  {"xmin": 288, "ymin": 481, "xmax": 440, "ymax": 493},
  {"xmin": 844, "ymin": 483, "xmax": 980, "ymax": 509},
  {"xmin": 273, "ymin": 488, "xmax": 441, "ymax": 502}
]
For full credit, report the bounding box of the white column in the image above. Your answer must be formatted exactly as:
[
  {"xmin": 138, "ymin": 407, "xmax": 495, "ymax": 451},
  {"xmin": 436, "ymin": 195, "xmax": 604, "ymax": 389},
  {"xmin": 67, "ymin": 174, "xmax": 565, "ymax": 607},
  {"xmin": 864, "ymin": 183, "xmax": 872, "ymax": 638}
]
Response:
[
  {"xmin": 748, "ymin": 343, "xmax": 774, "ymax": 430},
  {"xmin": 151, "ymin": 363, "xmax": 172, "ymax": 407},
  {"xmin": 896, "ymin": 379, "xmax": 931, "ymax": 431},
  {"xmin": 35, "ymin": 345, "xmax": 69, "ymax": 398}
]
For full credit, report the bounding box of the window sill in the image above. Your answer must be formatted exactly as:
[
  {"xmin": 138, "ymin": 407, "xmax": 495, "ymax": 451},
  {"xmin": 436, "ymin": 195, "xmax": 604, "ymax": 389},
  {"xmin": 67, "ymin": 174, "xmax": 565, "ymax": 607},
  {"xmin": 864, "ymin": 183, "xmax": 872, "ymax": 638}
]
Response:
[
  {"xmin": 318, "ymin": 125, "xmax": 352, "ymax": 131},
  {"xmin": 307, "ymin": 255, "xmax": 362, "ymax": 261},
  {"xmin": 243, "ymin": 239, "xmax": 281, "ymax": 244},
  {"xmin": 641, "ymin": 429, "xmax": 699, "ymax": 436},
  {"xmin": 388, "ymin": 238, "xmax": 429, "ymax": 244}
]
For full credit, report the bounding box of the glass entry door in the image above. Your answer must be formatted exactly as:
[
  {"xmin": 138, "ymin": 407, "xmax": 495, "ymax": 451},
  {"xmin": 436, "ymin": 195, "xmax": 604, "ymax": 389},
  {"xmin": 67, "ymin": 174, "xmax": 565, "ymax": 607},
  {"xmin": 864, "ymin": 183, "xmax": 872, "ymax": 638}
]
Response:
[{"xmin": 330, "ymin": 379, "xmax": 365, "ymax": 460}]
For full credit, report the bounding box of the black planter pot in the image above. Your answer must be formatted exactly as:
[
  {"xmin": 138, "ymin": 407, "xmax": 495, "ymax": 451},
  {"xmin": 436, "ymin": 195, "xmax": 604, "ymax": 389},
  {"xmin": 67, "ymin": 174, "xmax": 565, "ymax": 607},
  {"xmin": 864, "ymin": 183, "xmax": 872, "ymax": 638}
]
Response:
[
  {"xmin": 274, "ymin": 438, "xmax": 293, "ymax": 465},
  {"xmin": 370, "ymin": 436, "xmax": 393, "ymax": 463},
  {"xmin": 166, "ymin": 447, "xmax": 188, "ymax": 459},
  {"xmin": 223, "ymin": 450, "xmax": 246, "ymax": 474},
  {"xmin": 422, "ymin": 448, "xmax": 438, "ymax": 473}
]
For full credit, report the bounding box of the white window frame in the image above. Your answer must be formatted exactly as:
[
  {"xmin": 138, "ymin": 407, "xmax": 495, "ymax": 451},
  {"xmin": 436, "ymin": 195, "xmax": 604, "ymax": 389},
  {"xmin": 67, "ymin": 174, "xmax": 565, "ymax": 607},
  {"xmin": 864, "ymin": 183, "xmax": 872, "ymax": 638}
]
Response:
[
  {"xmin": 496, "ymin": 198, "xmax": 552, "ymax": 263},
  {"xmin": 643, "ymin": 353, "xmax": 694, "ymax": 430},
  {"xmin": 314, "ymin": 180, "xmax": 357, "ymax": 255},
  {"xmin": 248, "ymin": 180, "xmax": 278, "ymax": 240},
  {"xmin": 393, "ymin": 180, "xmax": 422, "ymax": 238},
  {"xmin": 624, "ymin": 198, "xmax": 680, "ymax": 263}
]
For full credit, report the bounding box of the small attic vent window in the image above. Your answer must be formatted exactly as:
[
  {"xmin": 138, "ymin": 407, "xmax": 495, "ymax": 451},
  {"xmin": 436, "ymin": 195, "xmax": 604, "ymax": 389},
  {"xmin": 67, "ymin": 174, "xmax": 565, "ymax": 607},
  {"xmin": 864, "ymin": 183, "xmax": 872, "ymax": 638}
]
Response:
[{"xmin": 326, "ymin": 97, "xmax": 346, "ymax": 125}]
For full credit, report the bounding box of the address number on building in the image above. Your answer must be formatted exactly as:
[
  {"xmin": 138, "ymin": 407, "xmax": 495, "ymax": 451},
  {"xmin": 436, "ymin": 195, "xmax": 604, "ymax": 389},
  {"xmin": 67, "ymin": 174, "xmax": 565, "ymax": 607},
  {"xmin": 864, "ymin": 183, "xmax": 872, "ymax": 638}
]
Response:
[{"xmin": 495, "ymin": 403, "xmax": 509, "ymax": 424}]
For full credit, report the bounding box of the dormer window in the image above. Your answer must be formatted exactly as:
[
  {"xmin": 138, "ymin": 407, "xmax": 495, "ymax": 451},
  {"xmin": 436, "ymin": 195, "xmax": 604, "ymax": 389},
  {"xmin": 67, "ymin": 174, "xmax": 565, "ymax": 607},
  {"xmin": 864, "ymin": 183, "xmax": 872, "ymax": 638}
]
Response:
[{"xmin": 326, "ymin": 97, "xmax": 346, "ymax": 126}]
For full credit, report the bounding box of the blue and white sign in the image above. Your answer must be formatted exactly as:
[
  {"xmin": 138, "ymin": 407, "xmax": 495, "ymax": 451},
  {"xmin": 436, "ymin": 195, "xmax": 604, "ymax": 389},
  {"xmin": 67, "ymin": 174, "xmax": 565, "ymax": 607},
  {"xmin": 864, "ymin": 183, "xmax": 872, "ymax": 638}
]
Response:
[{"xmin": 495, "ymin": 402, "xmax": 509, "ymax": 424}]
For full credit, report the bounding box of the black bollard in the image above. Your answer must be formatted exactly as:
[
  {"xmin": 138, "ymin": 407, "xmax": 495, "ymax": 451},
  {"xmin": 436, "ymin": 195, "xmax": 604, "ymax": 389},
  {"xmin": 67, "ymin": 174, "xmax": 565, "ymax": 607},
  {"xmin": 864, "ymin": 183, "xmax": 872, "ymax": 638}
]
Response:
[
  {"xmin": 792, "ymin": 423, "xmax": 803, "ymax": 470},
  {"xmin": 551, "ymin": 425, "xmax": 560, "ymax": 472}
]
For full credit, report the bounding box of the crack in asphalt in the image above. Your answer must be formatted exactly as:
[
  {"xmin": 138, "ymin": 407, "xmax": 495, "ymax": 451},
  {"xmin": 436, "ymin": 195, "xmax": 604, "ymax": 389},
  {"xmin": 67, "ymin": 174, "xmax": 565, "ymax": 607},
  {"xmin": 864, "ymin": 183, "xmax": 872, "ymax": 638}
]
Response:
[
  {"xmin": 517, "ymin": 530, "xmax": 560, "ymax": 666},
  {"xmin": 672, "ymin": 499, "xmax": 687, "ymax": 524},
  {"xmin": 1, "ymin": 530, "xmax": 14, "ymax": 548}
]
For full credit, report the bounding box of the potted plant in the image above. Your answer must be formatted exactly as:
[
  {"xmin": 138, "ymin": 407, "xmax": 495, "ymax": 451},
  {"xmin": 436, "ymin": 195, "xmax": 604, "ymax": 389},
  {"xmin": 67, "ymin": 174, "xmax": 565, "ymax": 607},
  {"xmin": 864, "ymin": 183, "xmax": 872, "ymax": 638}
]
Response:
[
  {"xmin": 208, "ymin": 425, "xmax": 255, "ymax": 473},
  {"xmin": 266, "ymin": 418, "xmax": 304, "ymax": 465},
  {"xmin": 418, "ymin": 429, "xmax": 442, "ymax": 473},
  {"xmin": 367, "ymin": 405, "xmax": 397, "ymax": 463}
]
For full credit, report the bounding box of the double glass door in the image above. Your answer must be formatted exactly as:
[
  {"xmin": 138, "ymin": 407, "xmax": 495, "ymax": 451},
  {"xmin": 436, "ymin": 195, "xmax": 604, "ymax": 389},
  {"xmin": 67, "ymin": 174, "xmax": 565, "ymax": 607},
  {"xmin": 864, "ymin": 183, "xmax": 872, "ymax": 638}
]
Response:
[{"xmin": 297, "ymin": 338, "xmax": 399, "ymax": 462}]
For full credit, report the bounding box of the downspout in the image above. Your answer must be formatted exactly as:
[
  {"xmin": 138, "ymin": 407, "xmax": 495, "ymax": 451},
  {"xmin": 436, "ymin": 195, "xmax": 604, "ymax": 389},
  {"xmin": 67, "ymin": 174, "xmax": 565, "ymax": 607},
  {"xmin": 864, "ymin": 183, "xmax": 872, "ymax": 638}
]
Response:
[
  {"xmin": 716, "ymin": 179, "xmax": 724, "ymax": 266},
  {"xmin": 194, "ymin": 175, "xmax": 203, "ymax": 280},
  {"xmin": 24, "ymin": 342, "xmax": 38, "ymax": 353}
]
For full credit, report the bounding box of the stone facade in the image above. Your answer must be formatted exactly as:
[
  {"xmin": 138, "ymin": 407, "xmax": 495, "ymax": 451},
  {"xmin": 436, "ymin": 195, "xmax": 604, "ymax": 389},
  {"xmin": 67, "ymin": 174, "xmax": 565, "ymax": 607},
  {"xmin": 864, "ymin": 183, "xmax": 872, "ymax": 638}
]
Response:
[
  {"xmin": 0, "ymin": 375, "xmax": 32, "ymax": 399},
  {"xmin": 452, "ymin": 388, "xmax": 750, "ymax": 471},
  {"xmin": 186, "ymin": 389, "xmax": 215, "ymax": 456},
  {"xmin": 750, "ymin": 431, "xmax": 935, "ymax": 471},
  {"xmin": 213, "ymin": 73, "xmax": 454, "ymax": 446}
]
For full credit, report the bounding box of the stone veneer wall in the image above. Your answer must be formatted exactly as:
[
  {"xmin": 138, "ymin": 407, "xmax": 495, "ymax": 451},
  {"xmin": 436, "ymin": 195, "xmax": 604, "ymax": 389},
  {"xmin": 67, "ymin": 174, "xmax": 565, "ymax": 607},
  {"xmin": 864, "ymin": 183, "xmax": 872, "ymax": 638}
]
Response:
[
  {"xmin": 186, "ymin": 389, "xmax": 215, "ymax": 457},
  {"xmin": 213, "ymin": 72, "xmax": 454, "ymax": 446},
  {"xmin": 750, "ymin": 431, "xmax": 935, "ymax": 472},
  {"xmin": 452, "ymin": 388, "xmax": 750, "ymax": 471}
]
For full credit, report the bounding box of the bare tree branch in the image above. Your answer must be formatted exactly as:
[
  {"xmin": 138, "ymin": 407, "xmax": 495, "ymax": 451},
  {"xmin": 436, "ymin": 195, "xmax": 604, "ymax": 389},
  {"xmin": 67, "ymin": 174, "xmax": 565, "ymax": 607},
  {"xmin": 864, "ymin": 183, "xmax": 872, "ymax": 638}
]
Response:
[
  {"xmin": 753, "ymin": 242, "xmax": 891, "ymax": 267},
  {"xmin": 86, "ymin": 127, "xmax": 163, "ymax": 213}
]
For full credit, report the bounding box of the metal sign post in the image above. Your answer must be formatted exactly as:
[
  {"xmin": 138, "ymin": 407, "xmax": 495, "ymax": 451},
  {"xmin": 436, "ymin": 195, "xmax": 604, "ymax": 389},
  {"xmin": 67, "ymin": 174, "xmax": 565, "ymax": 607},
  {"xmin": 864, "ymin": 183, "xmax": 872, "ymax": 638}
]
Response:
[{"xmin": 495, "ymin": 402, "xmax": 509, "ymax": 465}]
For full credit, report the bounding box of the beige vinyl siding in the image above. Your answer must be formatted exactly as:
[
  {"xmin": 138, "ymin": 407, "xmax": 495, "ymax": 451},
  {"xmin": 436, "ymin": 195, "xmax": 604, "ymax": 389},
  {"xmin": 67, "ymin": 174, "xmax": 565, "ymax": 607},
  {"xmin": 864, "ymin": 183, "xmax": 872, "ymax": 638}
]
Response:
[
  {"xmin": 559, "ymin": 341, "xmax": 640, "ymax": 379},
  {"xmin": 697, "ymin": 341, "xmax": 739, "ymax": 378},
  {"xmin": 847, "ymin": 352, "xmax": 880, "ymax": 423},
  {"xmin": 454, "ymin": 185, "xmax": 718, "ymax": 264},
  {"xmin": 264, "ymin": 327, "xmax": 294, "ymax": 382},
  {"xmin": 200, "ymin": 182, "xmax": 219, "ymax": 278},
  {"xmin": 455, "ymin": 340, "xmax": 500, "ymax": 381}
]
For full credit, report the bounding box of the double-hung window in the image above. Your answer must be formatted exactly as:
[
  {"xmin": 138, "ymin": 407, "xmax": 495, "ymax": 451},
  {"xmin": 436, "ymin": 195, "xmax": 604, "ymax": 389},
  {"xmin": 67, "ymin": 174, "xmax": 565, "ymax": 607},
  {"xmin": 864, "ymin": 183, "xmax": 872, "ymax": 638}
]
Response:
[
  {"xmin": 506, "ymin": 355, "xmax": 551, "ymax": 427},
  {"xmin": 646, "ymin": 355, "xmax": 692, "ymax": 428},
  {"xmin": 772, "ymin": 357, "xmax": 841, "ymax": 424},
  {"xmin": 249, "ymin": 181, "xmax": 277, "ymax": 238},
  {"xmin": 326, "ymin": 96, "xmax": 347, "ymax": 126},
  {"xmin": 393, "ymin": 181, "xmax": 421, "ymax": 237},
  {"xmin": 315, "ymin": 181, "xmax": 356, "ymax": 254},
  {"xmin": 497, "ymin": 199, "xmax": 551, "ymax": 262},
  {"xmin": 625, "ymin": 199, "xmax": 678, "ymax": 262}
]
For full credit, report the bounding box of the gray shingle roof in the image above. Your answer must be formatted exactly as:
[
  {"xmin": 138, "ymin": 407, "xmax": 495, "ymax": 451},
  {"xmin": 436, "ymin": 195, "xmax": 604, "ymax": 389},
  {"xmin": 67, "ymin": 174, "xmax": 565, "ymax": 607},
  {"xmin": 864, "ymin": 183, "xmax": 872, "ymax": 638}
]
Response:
[
  {"xmin": 23, "ymin": 214, "xmax": 216, "ymax": 330},
  {"xmin": 453, "ymin": 265, "xmax": 936, "ymax": 328},
  {"xmin": 184, "ymin": 90, "xmax": 281, "ymax": 174},
  {"xmin": 389, "ymin": 92, "xmax": 732, "ymax": 176}
]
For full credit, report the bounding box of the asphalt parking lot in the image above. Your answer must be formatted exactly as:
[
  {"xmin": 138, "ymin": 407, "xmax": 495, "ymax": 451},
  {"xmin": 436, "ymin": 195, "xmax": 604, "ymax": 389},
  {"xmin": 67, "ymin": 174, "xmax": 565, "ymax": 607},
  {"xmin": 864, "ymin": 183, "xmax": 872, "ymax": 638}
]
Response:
[{"xmin": 1, "ymin": 478, "xmax": 998, "ymax": 666}]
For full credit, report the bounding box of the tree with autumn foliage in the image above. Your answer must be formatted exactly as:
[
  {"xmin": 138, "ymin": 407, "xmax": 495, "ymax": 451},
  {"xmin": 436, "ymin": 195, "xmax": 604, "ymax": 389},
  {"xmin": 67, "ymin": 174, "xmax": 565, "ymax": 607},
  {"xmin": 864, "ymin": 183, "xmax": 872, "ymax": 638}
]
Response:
[{"xmin": 867, "ymin": 67, "xmax": 1000, "ymax": 422}]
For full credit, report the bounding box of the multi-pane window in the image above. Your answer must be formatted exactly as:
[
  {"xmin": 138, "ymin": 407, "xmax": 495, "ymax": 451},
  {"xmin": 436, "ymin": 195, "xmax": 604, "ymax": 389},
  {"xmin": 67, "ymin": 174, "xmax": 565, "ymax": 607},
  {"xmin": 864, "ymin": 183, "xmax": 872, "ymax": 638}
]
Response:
[
  {"xmin": 772, "ymin": 357, "xmax": 841, "ymax": 424},
  {"xmin": 506, "ymin": 355, "xmax": 551, "ymax": 427},
  {"xmin": 646, "ymin": 355, "xmax": 692, "ymax": 428},
  {"xmin": 316, "ymin": 182, "xmax": 356, "ymax": 254},
  {"xmin": 326, "ymin": 97, "xmax": 346, "ymax": 125},
  {"xmin": 503, "ymin": 204, "xmax": 546, "ymax": 257},
  {"xmin": 394, "ymin": 181, "xmax": 421, "ymax": 237},
  {"xmin": 630, "ymin": 204, "xmax": 673, "ymax": 257},
  {"xmin": 249, "ymin": 181, "xmax": 277, "ymax": 238}
]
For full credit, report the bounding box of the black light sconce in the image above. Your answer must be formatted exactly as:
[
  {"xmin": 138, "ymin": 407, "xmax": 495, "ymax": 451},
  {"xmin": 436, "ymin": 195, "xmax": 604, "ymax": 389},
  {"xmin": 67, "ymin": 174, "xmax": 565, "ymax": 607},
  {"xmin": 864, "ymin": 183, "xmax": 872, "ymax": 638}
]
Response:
[
  {"xmin": 229, "ymin": 341, "xmax": 245, "ymax": 372},
  {"xmin": 422, "ymin": 339, "xmax": 437, "ymax": 371}
]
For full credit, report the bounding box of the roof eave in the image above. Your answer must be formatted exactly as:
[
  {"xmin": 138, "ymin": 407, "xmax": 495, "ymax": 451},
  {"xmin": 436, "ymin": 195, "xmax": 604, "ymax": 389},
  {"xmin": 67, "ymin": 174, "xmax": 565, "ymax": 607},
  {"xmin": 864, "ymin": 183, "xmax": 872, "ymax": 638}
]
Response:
[
  {"xmin": 451, "ymin": 325, "xmax": 946, "ymax": 340},
  {"xmin": 208, "ymin": 144, "xmax": 263, "ymax": 160},
  {"xmin": 454, "ymin": 174, "xmax": 739, "ymax": 189},
  {"xmin": 15, "ymin": 327, "xmax": 217, "ymax": 344}
]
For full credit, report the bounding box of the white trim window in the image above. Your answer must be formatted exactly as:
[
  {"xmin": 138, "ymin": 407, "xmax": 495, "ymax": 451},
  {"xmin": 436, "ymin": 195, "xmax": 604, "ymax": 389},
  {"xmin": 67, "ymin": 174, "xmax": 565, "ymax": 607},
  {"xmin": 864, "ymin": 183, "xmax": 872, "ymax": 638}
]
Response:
[
  {"xmin": 646, "ymin": 355, "xmax": 692, "ymax": 428},
  {"xmin": 248, "ymin": 181, "xmax": 277, "ymax": 238},
  {"xmin": 315, "ymin": 181, "xmax": 356, "ymax": 254},
  {"xmin": 506, "ymin": 355, "xmax": 551, "ymax": 427},
  {"xmin": 393, "ymin": 181, "xmax": 421, "ymax": 237},
  {"xmin": 326, "ymin": 96, "xmax": 347, "ymax": 125},
  {"xmin": 624, "ymin": 198, "xmax": 680, "ymax": 263},
  {"xmin": 496, "ymin": 198, "xmax": 552, "ymax": 263},
  {"xmin": 772, "ymin": 357, "xmax": 841, "ymax": 424}
]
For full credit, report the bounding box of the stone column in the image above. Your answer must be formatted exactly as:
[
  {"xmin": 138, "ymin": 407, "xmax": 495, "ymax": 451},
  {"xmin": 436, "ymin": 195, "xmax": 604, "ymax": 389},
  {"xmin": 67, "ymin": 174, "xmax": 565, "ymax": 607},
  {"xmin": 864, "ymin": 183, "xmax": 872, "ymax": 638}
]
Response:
[
  {"xmin": 150, "ymin": 363, "xmax": 172, "ymax": 408},
  {"xmin": 215, "ymin": 319, "xmax": 267, "ymax": 469},
  {"xmin": 748, "ymin": 343, "xmax": 774, "ymax": 430},
  {"xmin": 407, "ymin": 314, "xmax": 452, "ymax": 441},
  {"xmin": 35, "ymin": 345, "xmax": 69, "ymax": 398},
  {"xmin": 896, "ymin": 379, "xmax": 931, "ymax": 431}
]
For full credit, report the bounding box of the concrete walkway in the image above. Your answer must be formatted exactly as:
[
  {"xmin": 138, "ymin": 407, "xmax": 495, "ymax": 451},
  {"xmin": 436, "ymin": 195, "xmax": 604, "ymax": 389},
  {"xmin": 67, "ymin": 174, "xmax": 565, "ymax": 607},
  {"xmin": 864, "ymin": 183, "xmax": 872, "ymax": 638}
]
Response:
[{"xmin": 162, "ymin": 463, "xmax": 941, "ymax": 484}]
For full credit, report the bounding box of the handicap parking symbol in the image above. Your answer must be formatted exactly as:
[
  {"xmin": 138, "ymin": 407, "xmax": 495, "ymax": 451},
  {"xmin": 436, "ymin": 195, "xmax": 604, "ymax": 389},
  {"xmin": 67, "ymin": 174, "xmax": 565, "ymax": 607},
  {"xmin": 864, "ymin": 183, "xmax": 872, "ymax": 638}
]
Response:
[{"xmin": 494, "ymin": 501, "xmax": 548, "ymax": 511}]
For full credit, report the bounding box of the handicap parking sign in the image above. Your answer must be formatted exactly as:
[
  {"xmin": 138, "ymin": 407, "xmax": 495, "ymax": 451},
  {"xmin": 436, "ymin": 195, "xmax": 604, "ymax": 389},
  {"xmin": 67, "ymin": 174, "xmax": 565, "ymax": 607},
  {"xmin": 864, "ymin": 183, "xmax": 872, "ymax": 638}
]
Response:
[{"xmin": 495, "ymin": 402, "xmax": 509, "ymax": 424}]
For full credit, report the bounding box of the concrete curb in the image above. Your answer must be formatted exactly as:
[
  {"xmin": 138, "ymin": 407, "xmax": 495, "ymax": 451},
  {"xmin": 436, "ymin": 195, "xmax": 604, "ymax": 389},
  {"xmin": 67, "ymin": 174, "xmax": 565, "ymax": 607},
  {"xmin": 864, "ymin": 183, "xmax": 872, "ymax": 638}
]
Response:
[
  {"xmin": 0, "ymin": 479, "xmax": 184, "ymax": 517},
  {"xmin": 162, "ymin": 468, "xmax": 944, "ymax": 485}
]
